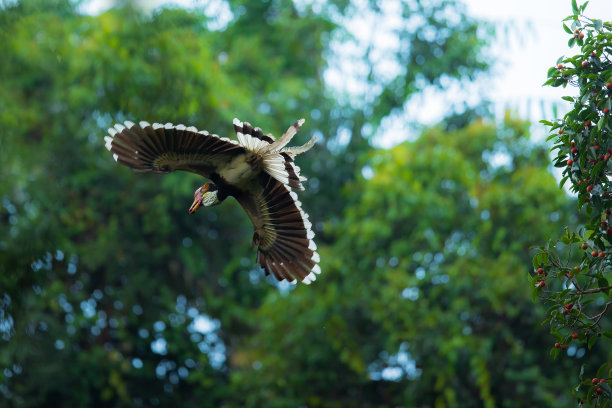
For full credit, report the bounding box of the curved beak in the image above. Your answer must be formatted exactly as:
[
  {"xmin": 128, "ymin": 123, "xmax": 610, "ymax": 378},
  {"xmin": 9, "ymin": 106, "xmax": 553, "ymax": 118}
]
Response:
[
  {"xmin": 189, "ymin": 197, "xmax": 201, "ymax": 214},
  {"xmin": 189, "ymin": 184, "xmax": 209, "ymax": 214}
]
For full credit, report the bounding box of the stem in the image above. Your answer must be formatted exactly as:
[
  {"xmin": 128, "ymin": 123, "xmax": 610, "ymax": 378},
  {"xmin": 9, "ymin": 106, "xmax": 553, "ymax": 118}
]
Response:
[
  {"xmin": 587, "ymin": 300, "xmax": 612, "ymax": 326},
  {"xmin": 578, "ymin": 285, "xmax": 612, "ymax": 294}
]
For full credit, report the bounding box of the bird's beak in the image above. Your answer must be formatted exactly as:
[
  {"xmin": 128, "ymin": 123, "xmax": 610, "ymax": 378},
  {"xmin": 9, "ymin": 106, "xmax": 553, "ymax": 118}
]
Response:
[
  {"xmin": 189, "ymin": 197, "xmax": 201, "ymax": 214},
  {"xmin": 189, "ymin": 184, "xmax": 208, "ymax": 214}
]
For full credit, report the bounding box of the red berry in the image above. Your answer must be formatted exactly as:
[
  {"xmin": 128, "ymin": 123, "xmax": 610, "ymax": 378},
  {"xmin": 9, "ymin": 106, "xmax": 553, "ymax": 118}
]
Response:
[
  {"xmin": 567, "ymin": 302, "xmax": 574, "ymax": 309},
  {"xmin": 604, "ymin": 108, "xmax": 610, "ymax": 114},
  {"xmin": 600, "ymin": 379, "xmax": 606, "ymax": 383},
  {"xmin": 537, "ymin": 267, "xmax": 544, "ymax": 273},
  {"xmin": 572, "ymin": 333, "xmax": 579, "ymax": 339},
  {"xmin": 592, "ymin": 250, "xmax": 599, "ymax": 257},
  {"xmin": 586, "ymin": 185, "xmax": 594, "ymax": 192},
  {"xmin": 601, "ymin": 221, "xmax": 607, "ymax": 228},
  {"xmin": 558, "ymin": 129, "xmax": 564, "ymax": 134},
  {"xmin": 571, "ymin": 147, "xmax": 578, "ymax": 154},
  {"xmin": 555, "ymin": 342, "xmax": 560, "ymax": 348},
  {"xmin": 608, "ymin": 148, "xmax": 612, "ymax": 154},
  {"xmin": 599, "ymin": 252, "xmax": 605, "ymax": 258},
  {"xmin": 586, "ymin": 121, "xmax": 591, "ymax": 126},
  {"xmin": 582, "ymin": 61, "xmax": 588, "ymax": 67},
  {"xmin": 557, "ymin": 64, "xmax": 563, "ymax": 70},
  {"xmin": 592, "ymin": 378, "xmax": 599, "ymax": 384},
  {"xmin": 567, "ymin": 159, "xmax": 573, "ymax": 166},
  {"xmin": 605, "ymin": 155, "xmax": 610, "ymax": 161},
  {"xmin": 595, "ymin": 387, "xmax": 603, "ymax": 395},
  {"xmin": 585, "ymin": 196, "xmax": 591, "ymax": 202},
  {"xmin": 539, "ymin": 281, "xmax": 546, "ymax": 287},
  {"xmin": 607, "ymin": 83, "xmax": 612, "ymax": 89},
  {"xmin": 607, "ymin": 228, "xmax": 612, "ymax": 235},
  {"xmin": 566, "ymin": 274, "xmax": 574, "ymax": 278},
  {"xmin": 582, "ymin": 244, "xmax": 588, "ymax": 250},
  {"xmin": 594, "ymin": 145, "xmax": 600, "ymax": 150},
  {"xmin": 579, "ymin": 33, "xmax": 585, "ymax": 39}
]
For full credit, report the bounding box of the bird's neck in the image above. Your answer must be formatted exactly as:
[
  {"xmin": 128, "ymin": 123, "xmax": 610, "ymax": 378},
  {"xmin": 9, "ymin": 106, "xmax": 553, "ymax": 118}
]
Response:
[{"xmin": 202, "ymin": 190, "xmax": 222, "ymax": 207}]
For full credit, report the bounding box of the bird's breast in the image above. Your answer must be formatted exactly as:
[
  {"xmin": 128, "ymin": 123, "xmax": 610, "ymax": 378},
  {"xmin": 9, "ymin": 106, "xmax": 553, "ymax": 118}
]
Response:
[{"xmin": 218, "ymin": 152, "xmax": 261, "ymax": 188}]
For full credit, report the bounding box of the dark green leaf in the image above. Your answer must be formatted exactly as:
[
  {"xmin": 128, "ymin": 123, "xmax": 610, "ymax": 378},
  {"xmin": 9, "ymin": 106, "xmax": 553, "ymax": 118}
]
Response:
[
  {"xmin": 588, "ymin": 334, "xmax": 597, "ymax": 349},
  {"xmin": 597, "ymin": 277, "xmax": 609, "ymax": 293},
  {"xmin": 598, "ymin": 116, "xmax": 606, "ymax": 130},
  {"xmin": 596, "ymin": 362, "xmax": 609, "ymax": 378}
]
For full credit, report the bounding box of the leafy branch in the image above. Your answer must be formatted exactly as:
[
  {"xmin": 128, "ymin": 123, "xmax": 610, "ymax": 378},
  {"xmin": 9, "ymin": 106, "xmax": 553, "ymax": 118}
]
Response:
[{"xmin": 532, "ymin": 1, "xmax": 612, "ymax": 406}]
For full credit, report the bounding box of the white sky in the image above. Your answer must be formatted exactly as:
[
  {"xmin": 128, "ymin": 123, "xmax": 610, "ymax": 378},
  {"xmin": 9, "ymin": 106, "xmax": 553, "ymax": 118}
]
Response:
[{"xmin": 80, "ymin": 0, "xmax": 612, "ymax": 146}]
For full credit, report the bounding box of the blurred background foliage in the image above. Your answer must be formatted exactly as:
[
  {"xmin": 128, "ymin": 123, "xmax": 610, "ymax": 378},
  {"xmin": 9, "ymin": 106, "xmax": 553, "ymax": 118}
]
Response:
[{"xmin": 0, "ymin": 0, "xmax": 606, "ymax": 406}]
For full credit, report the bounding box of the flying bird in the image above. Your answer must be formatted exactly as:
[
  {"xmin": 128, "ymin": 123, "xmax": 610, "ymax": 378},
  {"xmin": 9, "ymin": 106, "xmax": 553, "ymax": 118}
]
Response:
[{"xmin": 104, "ymin": 118, "xmax": 321, "ymax": 284}]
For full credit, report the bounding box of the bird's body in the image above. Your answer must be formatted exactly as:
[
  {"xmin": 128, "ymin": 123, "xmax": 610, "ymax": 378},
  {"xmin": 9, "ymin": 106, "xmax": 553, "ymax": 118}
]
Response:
[{"xmin": 105, "ymin": 118, "xmax": 320, "ymax": 284}]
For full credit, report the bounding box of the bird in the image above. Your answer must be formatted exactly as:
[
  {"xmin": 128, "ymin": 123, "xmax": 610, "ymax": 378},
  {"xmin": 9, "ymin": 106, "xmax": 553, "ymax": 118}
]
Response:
[{"xmin": 104, "ymin": 118, "xmax": 321, "ymax": 285}]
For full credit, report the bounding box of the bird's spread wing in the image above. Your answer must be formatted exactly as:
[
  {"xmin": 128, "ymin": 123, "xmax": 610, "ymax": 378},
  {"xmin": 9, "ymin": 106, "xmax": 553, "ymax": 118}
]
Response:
[
  {"xmin": 235, "ymin": 175, "xmax": 321, "ymax": 284},
  {"xmin": 105, "ymin": 121, "xmax": 246, "ymax": 178}
]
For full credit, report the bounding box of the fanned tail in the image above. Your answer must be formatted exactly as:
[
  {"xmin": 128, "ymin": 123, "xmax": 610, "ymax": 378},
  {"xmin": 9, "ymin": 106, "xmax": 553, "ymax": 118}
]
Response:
[
  {"xmin": 260, "ymin": 118, "xmax": 305, "ymax": 154},
  {"xmin": 233, "ymin": 118, "xmax": 316, "ymax": 190},
  {"xmin": 279, "ymin": 135, "xmax": 317, "ymax": 158}
]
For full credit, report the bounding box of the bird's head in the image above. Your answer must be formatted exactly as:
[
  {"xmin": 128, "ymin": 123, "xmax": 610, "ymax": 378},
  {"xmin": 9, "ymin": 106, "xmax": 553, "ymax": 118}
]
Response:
[{"xmin": 189, "ymin": 183, "xmax": 220, "ymax": 213}]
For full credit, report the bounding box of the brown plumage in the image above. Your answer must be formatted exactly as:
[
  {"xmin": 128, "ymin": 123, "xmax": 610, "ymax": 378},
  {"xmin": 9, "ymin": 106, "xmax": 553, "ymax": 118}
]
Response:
[{"xmin": 105, "ymin": 119, "xmax": 320, "ymax": 284}]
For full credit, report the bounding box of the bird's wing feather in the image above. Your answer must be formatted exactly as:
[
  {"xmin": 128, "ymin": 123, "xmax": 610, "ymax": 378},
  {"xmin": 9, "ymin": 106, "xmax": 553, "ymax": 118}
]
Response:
[
  {"xmin": 105, "ymin": 121, "xmax": 246, "ymax": 178},
  {"xmin": 235, "ymin": 175, "xmax": 321, "ymax": 284}
]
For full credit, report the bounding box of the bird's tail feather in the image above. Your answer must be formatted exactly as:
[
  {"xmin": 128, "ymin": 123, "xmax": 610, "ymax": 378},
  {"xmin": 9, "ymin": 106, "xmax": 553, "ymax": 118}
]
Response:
[{"xmin": 234, "ymin": 118, "xmax": 316, "ymax": 190}]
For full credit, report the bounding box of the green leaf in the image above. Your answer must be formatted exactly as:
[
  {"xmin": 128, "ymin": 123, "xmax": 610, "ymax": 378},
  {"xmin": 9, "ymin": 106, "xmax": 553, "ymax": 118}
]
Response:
[
  {"xmin": 598, "ymin": 116, "xmax": 606, "ymax": 130},
  {"xmin": 603, "ymin": 332, "xmax": 612, "ymax": 339},
  {"xmin": 588, "ymin": 334, "xmax": 597, "ymax": 349},
  {"xmin": 563, "ymin": 23, "xmax": 573, "ymax": 34},
  {"xmin": 540, "ymin": 120, "xmax": 554, "ymax": 126},
  {"xmin": 580, "ymin": 1, "xmax": 589, "ymax": 13},
  {"xmin": 596, "ymin": 362, "xmax": 609, "ymax": 379},
  {"xmin": 532, "ymin": 251, "xmax": 549, "ymax": 269},
  {"xmin": 598, "ymin": 277, "xmax": 609, "ymax": 293},
  {"xmin": 562, "ymin": 96, "xmax": 574, "ymax": 102},
  {"xmin": 571, "ymin": 0, "xmax": 579, "ymax": 15},
  {"xmin": 592, "ymin": 160, "xmax": 604, "ymax": 177},
  {"xmin": 550, "ymin": 347, "xmax": 561, "ymax": 359},
  {"xmin": 531, "ymin": 287, "xmax": 538, "ymax": 303}
]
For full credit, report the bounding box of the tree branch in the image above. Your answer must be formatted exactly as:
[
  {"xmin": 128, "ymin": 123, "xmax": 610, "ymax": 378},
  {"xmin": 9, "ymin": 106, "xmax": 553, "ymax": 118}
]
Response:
[{"xmin": 578, "ymin": 285, "xmax": 612, "ymax": 294}]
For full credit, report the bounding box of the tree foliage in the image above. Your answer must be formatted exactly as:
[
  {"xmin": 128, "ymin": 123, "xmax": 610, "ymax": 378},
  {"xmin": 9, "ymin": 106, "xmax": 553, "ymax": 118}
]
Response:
[{"xmin": 534, "ymin": 1, "xmax": 612, "ymax": 406}]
